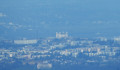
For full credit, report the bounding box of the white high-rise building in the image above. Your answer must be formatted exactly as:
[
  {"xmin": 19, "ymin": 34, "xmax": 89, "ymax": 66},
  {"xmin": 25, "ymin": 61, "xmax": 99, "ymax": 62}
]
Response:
[{"xmin": 56, "ymin": 32, "xmax": 68, "ymax": 39}]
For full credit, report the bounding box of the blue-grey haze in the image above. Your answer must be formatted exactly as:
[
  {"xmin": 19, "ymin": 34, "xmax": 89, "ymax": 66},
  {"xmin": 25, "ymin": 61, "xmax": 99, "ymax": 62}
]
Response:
[{"xmin": 0, "ymin": 0, "xmax": 120, "ymax": 39}]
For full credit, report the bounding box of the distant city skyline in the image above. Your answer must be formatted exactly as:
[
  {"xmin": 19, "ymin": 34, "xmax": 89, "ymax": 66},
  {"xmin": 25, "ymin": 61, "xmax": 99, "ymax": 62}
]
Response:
[{"xmin": 0, "ymin": 0, "xmax": 120, "ymax": 70}]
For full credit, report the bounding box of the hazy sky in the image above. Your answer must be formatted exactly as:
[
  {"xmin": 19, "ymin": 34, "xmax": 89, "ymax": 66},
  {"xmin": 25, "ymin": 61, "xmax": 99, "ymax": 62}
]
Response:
[{"xmin": 0, "ymin": 0, "xmax": 120, "ymax": 39}]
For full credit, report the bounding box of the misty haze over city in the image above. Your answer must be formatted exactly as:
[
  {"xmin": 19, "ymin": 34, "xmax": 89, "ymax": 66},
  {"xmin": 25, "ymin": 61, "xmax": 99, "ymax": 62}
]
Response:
[
  {"xmin": 0, "ymin": 0, "xmax": 120, "ymax": 70},
  {"xmin": 0, "ymin": 0, "xmax": 120, "ymax": 39}
]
